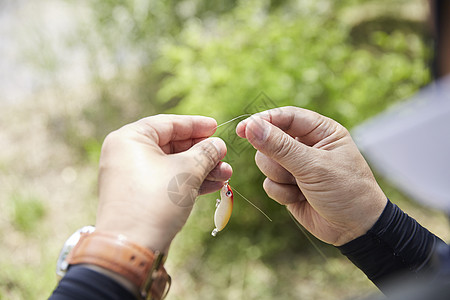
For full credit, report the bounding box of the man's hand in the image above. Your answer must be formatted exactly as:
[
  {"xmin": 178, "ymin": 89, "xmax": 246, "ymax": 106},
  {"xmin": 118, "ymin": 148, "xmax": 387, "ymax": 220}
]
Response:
[
  {"xmin": 96, "ymin": 115, "xmax": 232, "ymax": 254},
  {"xmin": 236, "ymin": 106, "xmax": 387, "ymax": 246}
]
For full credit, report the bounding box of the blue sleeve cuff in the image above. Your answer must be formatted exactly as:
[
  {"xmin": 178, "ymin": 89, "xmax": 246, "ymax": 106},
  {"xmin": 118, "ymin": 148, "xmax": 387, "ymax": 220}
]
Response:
[{"xmin": 49, "ymin": 265, "xmax": 136, "ymax": 300}]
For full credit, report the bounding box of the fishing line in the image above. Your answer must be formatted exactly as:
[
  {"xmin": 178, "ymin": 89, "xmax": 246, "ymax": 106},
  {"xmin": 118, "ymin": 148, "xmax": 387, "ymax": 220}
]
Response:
[
  {"xmin": 231, "ymin": 184, "xmax": 329, "ymax": 264},
  {"xmin": 214, "ymin": 113, "xmax": 330, "ymax": 264},
  {"xmin": 213, "ymin": 114, "xmax": 273, "ymax": 222},
  {"xmin": 230, "ymin": 184, "xmax": 273, "ymax": 222},
  {"xmin": 214, "ymin": 114, "xmax": 252, "ymax": 130},
  {"xmin": 287, "ymin": 209, "xmax": 328, "ymax": 262}
]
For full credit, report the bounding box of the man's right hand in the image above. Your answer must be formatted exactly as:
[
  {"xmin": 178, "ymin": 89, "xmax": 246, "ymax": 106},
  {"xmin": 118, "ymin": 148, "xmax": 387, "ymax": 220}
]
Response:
[{"xmin": 236, "ymin": 106, "xmax": 387, "ymax": 246}]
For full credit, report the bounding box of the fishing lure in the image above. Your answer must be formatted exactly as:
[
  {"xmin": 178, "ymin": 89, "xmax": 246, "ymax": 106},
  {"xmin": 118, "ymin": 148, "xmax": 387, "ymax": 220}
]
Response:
[
  {"xmin": 209, "ymin": 113, "xmax": 328, "ymax": 263},
  {"xmin": 211, "ymin": 115, "xmax": 274, "ymax": 237},
  {"xmin": 211, "ymin": 181, "xmax": 234, "ymax": 236},
  {"xmin": 211, "ymin": 181, "xmax": 273, "ymax": 237}
]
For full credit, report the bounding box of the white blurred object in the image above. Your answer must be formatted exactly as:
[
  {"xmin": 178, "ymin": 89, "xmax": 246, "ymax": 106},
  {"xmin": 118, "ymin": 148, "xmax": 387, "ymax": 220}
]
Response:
[{"xmin": 352, "ymin": 76, "xmax": 450, "ymax": 212}]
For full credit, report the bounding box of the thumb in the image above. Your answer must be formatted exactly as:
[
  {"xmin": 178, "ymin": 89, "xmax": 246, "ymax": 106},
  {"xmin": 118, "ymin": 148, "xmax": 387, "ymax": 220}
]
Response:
[
  {"xmin": 185, "ymin": 137, "xmax": 227, "ymax": 180},
  {"xmin": 245, "ymin": 117, "xmax": 315, "ymax": 176}
]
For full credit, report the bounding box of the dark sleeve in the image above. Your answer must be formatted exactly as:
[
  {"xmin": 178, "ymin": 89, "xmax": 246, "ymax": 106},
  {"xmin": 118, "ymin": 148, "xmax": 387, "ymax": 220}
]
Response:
[
  {"xmin": 337, "ymin": 199, "xmax": 448, "ymax": 294},
  {"xmin": 49, "ymin": 265, "xmax": 136, "ymax": 300}
]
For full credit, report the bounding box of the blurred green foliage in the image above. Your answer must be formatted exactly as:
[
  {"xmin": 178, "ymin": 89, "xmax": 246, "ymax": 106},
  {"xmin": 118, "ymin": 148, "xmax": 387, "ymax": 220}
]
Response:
[
  {"xmin": 34, "ymin": 0, "xmax": 434, "ymax": 298},
  {"xmin": 65, "ymin": 0, "xmax": 431, "ymax": 246},
  {"xmin": 0, "ymin": 260, "xmax": 53, "ymax": 300},
  {"xmin": 11, "ymin": 193, "xmax": 46, "ymax": 234},
  {"xmin": 64, "ymin": 0, "xmax": 431, "ymax": 141}
]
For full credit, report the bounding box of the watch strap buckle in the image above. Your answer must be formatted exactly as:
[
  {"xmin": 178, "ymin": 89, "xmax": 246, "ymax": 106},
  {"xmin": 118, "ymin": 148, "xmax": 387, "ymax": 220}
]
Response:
[{"xmin": 142, "ymin": 251, "xmax": 171, "ymax": 300}]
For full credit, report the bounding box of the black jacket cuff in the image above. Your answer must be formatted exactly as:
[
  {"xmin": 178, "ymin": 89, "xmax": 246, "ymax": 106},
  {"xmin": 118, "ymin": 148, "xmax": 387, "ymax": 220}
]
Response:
[{"xmin": 337, "ymin": 200, "xmax": 446, "ymax": 293}]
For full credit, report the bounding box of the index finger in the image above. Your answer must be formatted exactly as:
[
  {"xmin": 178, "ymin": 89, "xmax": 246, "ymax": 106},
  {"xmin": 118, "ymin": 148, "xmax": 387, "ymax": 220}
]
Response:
[
  {"xmin": 236, "ymin": 106, "xmax": 340, "ymax": 147},
  {"xmin": 132, "ymin": 114, "xmax": 218, "ymax": 147}
]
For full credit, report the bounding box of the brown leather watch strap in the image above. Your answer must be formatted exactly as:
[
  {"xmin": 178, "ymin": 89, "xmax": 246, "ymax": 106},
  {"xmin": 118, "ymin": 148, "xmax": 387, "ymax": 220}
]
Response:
[{"xmin": 66, "ymin": 231, "xmax": 170, "ymax": 300}]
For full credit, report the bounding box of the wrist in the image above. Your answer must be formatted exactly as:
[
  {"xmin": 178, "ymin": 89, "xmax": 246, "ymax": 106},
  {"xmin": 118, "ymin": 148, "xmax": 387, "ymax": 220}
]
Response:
[
  {"xmin": 65, "ymin": 230, "xmax": 171, "ymax": 300},
  {"xmin": 94, "ymin": 224, "xmax": 172, "ymax": 255},
  {"xmin": 95, "ymin": 202, "xmax": 180, "ymax": 255},
  {"xmin": 333, "ymin": 195, "xmax": 388, "ymax": 246}
]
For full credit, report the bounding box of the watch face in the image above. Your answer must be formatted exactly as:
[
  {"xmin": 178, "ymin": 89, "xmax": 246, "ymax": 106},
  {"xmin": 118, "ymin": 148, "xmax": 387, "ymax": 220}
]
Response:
[{"xmin": 56, "ymin": 226, "xmax": 95, "ymax": 279}]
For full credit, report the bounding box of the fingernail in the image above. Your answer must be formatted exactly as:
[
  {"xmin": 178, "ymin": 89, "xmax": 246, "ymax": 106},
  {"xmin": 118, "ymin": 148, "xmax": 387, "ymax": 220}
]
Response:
[
  {"xmin": 221, "ymin": 161, "xmax": 232, "ymax": 172},
  {"xmin": 248, "ymin": 118, "xmax": 270, "ymax": 142},
  {"xmin": 209, "ymin": 137, "xmax": 223, "ymax": 157}
]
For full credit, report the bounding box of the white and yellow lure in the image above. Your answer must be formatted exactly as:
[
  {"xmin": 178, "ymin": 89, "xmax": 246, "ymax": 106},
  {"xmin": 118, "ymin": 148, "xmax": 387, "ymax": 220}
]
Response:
[{"xmin": 211, "ymin": 181, "xmax": 234, "ymax": 236}]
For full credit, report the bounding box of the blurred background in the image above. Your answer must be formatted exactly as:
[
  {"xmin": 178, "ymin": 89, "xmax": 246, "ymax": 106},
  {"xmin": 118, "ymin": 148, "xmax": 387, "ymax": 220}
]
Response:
[{"xmin": 1, "ymin": 0, "xmax": 449, "ymax": 299}]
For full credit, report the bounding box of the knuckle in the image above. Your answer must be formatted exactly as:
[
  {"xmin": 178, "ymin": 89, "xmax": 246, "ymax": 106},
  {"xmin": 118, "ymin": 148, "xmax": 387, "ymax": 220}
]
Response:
[
  {"xmin": 100, "ymin": 127, "xmax": 136, "ymax": 163},
  {"xmin": 198, "ymin": 140, "xmax": 220, "ymax": 167},
  {"xmin": 99, "ymin": 130, "xmax": 126, "ymax": 164},
  {"xmin": 102, "ymin": 130, "xmax": 122, "ymax": 150},
  {"xmin": 270, "ymin": 134, "xmax": 298, "ymax": 160}
]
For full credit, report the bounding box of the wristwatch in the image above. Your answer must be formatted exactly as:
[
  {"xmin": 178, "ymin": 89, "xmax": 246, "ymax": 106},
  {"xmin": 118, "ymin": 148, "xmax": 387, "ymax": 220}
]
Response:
[{"xmin": 56, "ymin": 226, "xmax": 171, "ymax": 300}]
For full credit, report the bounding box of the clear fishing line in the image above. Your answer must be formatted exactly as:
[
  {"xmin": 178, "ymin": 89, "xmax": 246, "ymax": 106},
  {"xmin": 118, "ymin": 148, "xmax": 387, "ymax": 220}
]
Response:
[
  {"xmin": 231, "ymin": 184, "xmax": 273, "ymax": 222},
  {"xmin": 215, "ymin": 114, "xmax": 252, "ymax": 129}
]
